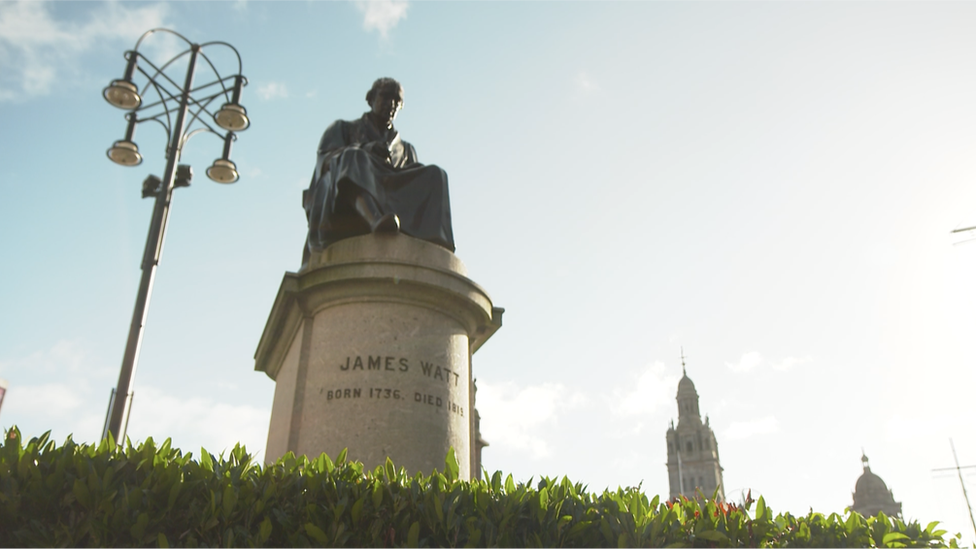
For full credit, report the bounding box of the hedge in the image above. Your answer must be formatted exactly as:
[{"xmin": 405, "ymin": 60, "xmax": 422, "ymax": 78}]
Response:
[{"xmin": 0, "ymin": 428, "xmax": 960, "ymax": 547}]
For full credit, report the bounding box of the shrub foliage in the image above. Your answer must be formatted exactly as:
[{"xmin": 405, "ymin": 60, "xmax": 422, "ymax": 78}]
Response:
[{"xmin": 0, "ymin": 428, "xmax": 959, "ymax": 547}]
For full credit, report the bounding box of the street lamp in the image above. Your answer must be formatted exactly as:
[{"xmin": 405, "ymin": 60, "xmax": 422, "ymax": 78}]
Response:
[{"xmin": 100, "ymin": 28, "xmax": 250, "ymax": 443}]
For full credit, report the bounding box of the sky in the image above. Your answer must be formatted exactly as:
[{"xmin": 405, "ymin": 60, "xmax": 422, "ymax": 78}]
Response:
[{"xmin": 2, "ymin": 0, "xmax": 976, "ymax": 543}]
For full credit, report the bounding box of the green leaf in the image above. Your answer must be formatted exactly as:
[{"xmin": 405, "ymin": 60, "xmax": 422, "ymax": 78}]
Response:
[
  {"xmin": 491, "ymin": 470, "xmax": 502, "ymax": 492},
  {"xmin": 305, "ymin": 522, "xmax": 328, "ymax": 544},
  {"xmin": 351, "ymin": 497, "xmax": 364, "ymax": 523},
  {"xmin": 157, "ymin": 532, "xmax": 170, "ymax": 548},
  {"xmin": 407, "ymin": 521, "xmax": 420, "ymax": 547},
  {"xmin": 167, "ymin": 480, "xmax": 182, "ymax": 510},
  {"xmin": 883, "ymin": 532, "xmax": 910, "ymax": 545},
  {"xmin": 697, "ymin": 530, "xmax": 730, "ymax": 543},
  {"xmin": 371, "ymin": 481, "xmax": 383, "ymax": 508},
  {"xmin": 538, "ymin": 486, "xmax": 549, "ymax": 521},
  {"xmin": 756, "ymin": 496, "xmax": 767, "ymax": 520},
  {"xmin": 222, "ymin": 484, "xmax": 238, "ymax": 519},
  {"xmin": 200, "ymin": 449, "xmax": 214, "ymax": 472},
  {"xmin": 797, "ymin": 521, "xmax": 810, "ymax": 540},
  {"xmin": 72, "ymin": 478, "xmax": 91, "ymax": 507},
  {"xmin": 131, "ymin": 512, "xmax": 149, "ymax": 540},
  {"xmin": 566, "ymin": 520, "xmax": 592, "ymax": 540},
  {"xmin": 259, "ymin": 517, "xmax": 273, "ymax": 543},
  {"xmin": 464, "ymin": 528, "xmax": 482, "ymax": 548},
  {"xmin": 505, "ymin": 474, "xmax": 516, "ymax": 494},
  {"xmin": 445, "ymin": 447, "xmax": 459, "ymax": 482},
  {"xmin": 385, "ymin": 456, "xmax": 396, "ymax": 481}
]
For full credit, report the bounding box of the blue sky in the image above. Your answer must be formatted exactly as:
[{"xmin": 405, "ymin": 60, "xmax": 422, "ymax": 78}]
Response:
[{"xmin": 2, "ymin": 0, "xmax": 976, "ymax": 543}]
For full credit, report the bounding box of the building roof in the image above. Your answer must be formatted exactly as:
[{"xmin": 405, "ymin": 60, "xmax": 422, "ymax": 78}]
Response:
[
  {"xmin": 852, "ymin": 453, "xmax": 902, "ymax": 517},
  {"xmin": 677, "ymin": 372, "xmax": 698, "ymax": 397}
]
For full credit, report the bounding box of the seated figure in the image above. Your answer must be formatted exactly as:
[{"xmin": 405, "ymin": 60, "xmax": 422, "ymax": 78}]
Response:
[{"xmin": 304, "ymin": 78, "xmax": 455, "ymax": 259}]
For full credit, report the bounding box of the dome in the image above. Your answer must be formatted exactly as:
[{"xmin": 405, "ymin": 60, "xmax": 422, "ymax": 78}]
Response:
[
  {"xmin": 851, "ymin": 453, "xmax": 902, "ymax": 518},
  {"xmin": 677, "ymin": 373, "xmax": 698, "ymax": 396},
  {"xmin": 854, "ymin": 467, "xmax": 889, "ymax": 495}
]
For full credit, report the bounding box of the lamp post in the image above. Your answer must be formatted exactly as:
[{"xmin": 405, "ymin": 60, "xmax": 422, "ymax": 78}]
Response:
[{"xmin": 100, "ymin": 28, "xmax": 250, "ymax": 443}]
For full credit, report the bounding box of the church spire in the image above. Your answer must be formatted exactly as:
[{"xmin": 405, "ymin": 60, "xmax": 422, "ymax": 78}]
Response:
[
  {"xmin": 676, "ymin": 350, "xmax": 701, "ymax": 425},
  {"xmin": 666, "ymin": 348, "xmax": 725, "ymax": 501}
]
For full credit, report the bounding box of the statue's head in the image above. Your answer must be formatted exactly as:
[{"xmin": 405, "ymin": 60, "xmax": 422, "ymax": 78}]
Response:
[
  {"xmin": 366, "ymin": 77, "xmax": 404, "ymax": 128},
  {"xmin": 366, "ymin": 77, "xmax": 404, "ymax": 105}
]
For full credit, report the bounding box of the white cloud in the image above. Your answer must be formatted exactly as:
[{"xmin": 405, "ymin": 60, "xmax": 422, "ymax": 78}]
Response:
[
  {"xmin": 725, "ymin": 352, "xmax": 812, "ymax": 373},
  {"xmin": 256, "ymin": 81, "xmax": 289, "ymax": 101},
  {"xmin": 476, "ymin": 381, "xmax": 584, "ymax": 460},
  {"xmin": 0, "ymin": 339, "xmax": 107, "ymax": 443},
  {"xmin": 724, "ymin": 416, "xmax": 780, "ymax": 440},
  {"xmin": 0, "ymin": 341, "xmax": 268, "ymax": 459},
  {"xmin": 1, "ymin": 380, "xmax": 106, "ymax": 444},
  {"xmin": 354, "ymin": 0, "xmax": 409, "ymax": 38},
  {"xmin": 576, "ymin": 71, "xmax": 600, "ymax": 95},
  {"xmin": 4, "ymin": 383, "xmax": 85, "ymax": 417},
  {"xmin": 610, "ymin": 361, "xmax": 680, "ymax": 418},
  {"xmin": 125, "ymin": 386, "xmax": 270, "ymax": 460},
  {"xmin": 0, "ymin": 1, "xmax": 168, "ymax": 101},
  {"xmin": 726, "ymin": 351, "xmax": 764, "ymax": 373},
  {"xmin": 772, "ymin": 355, "xmax": 813, "ymax": 371},
  {"xmin": 0, "ymin": 338, "xmax": 95, "ymax": 376}
]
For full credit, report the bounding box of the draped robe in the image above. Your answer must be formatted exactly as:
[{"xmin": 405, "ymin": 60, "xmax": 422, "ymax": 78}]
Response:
[{"xmin": 304, "ymin": 113, "xmax": 455, "ymax": 254}]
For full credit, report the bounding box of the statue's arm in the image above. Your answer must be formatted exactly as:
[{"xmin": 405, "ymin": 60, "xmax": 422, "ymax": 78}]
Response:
[
  {"xmin": 306, "ymin": 121, "xmax": 350, "ymax": 211},
  {"xmin": 400, "ymin": 141, "xmax": 420, "ymax": 168},
  {"xmin": 317, "ymin": 120, "xmax": 351, "ymax": 163},
  {"xmin": 318, "ymin": 118, "xmax": 390, "ymax": 163}
]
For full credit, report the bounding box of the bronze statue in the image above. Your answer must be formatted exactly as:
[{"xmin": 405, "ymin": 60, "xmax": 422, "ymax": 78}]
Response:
[{"xmin": 304, "ymin": 78, "xmax": 455, "ymax": 257}]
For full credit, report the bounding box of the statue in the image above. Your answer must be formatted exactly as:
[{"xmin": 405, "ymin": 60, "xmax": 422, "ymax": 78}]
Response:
[{"xmin": 303, "ymin": 78, "xmax": 455, "ymax": 259}]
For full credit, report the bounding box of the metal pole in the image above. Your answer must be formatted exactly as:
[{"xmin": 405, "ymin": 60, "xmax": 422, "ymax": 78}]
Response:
[
  {"xmin": 105, "ymin": 45, "xmax": 200, "ymax": 442},
  {"xmin": 950, "ymin": 439, "xmax": 976, "ymax": 544},
  {"xmin": 100, "ymin": 388, "xmax": 115, "ymax": 440}
]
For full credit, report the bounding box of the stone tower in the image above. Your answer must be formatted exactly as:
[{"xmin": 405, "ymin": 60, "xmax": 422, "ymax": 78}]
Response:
[
  {"xmin": 851, "ymin": 453, "xmax": 902, "ymax": 517},
  {"xmin": 666, "ymin": 354, "xmax": 725, "ymax": 500}
]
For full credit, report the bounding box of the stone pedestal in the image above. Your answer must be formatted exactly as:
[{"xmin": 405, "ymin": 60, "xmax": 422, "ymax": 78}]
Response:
[{"xmin": 255, "ymin": 233, "xmax": 502, "ymax": 479}]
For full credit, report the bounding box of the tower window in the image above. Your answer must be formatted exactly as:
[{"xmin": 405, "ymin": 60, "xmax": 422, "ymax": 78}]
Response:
[{"xmin": 686, "ymin": 441, "xmax": 693, "ymax": 453}]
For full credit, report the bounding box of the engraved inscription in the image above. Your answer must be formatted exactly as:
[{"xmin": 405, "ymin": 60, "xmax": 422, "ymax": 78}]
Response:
[
  {"xmin": 415, "ymin": 392, "xmax": 442, "ymax": 407},
  {"xmin": 340, "ymin": 356, "xmax": 410, "ymax": 372},
  {"xmin": 413, "ymin": 393, "xmax": 465, "ymax": 416},
  {"xmin": 419, "ymin": 361, "xmax": 460, "ymax": 386},
  {"xmin": 329, "ymin": 353, "xmax": 464, "ymax": 415},
  {"xmin": 368, "ymin": 388, "xmax": 402, "ymax": 399},
  {"xmin": 326, "ymin": 388, "xmax": 362, "ymax": 400},
  {"xmin": 323, "ymin": 387, "xmax": 404, "ymax": 402}
]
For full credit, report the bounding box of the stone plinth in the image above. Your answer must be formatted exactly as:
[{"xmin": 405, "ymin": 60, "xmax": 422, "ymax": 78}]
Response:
[{"xmin": 255, "ymin": 233, "xmax": 502, "ymax": 479}]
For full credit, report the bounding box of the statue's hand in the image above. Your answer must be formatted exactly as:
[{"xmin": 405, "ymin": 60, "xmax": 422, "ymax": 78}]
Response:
[{"xmin": 363, "ymin": 141, "xmax": 393, "ymax": 164}]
